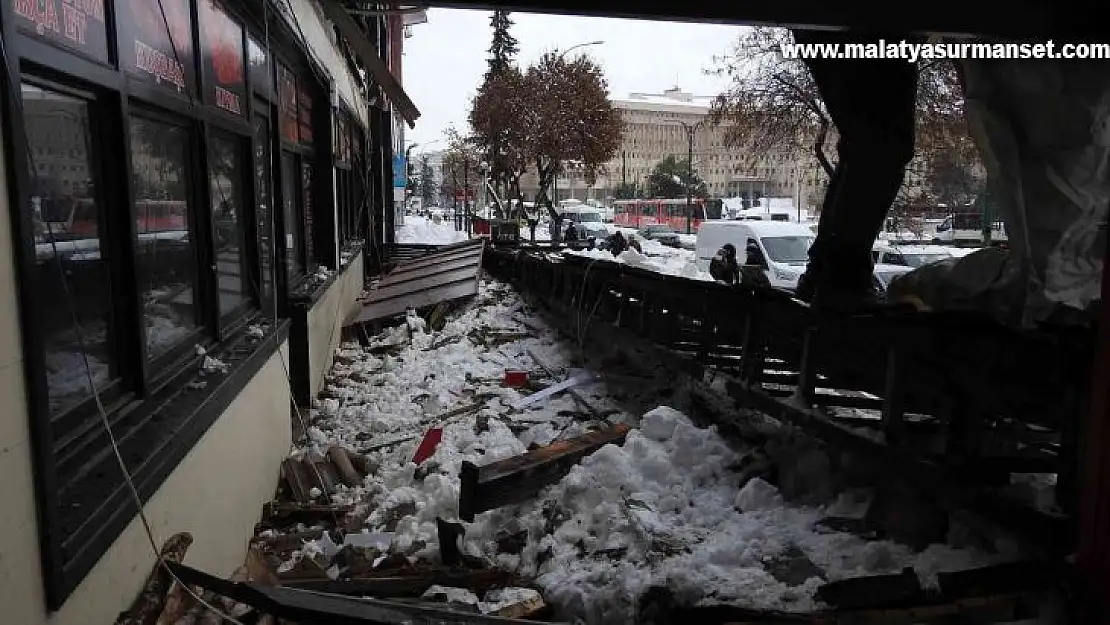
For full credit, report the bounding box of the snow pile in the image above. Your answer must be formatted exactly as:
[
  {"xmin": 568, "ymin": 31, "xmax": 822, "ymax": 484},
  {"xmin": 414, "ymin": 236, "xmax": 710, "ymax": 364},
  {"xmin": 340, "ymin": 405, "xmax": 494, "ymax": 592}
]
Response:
[
  {"xmin": 459, "ymin": 406, "xmax": 1007, "ymax": 622},
  {"xmin": 397, "ymin": 216, "xmax": 469, "ymax": 245},
  {"xmin": 565, "ymin": 247, "xmax": 713, "ymax": 282}
]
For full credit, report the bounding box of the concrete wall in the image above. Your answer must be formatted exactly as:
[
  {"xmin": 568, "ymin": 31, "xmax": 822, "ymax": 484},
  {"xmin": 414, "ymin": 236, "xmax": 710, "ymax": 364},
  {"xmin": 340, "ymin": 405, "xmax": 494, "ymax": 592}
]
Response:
[
  {"xmin": 307, "ymin": 252, "xmax": 364, "ymax": 397},
  {"xmin": 0, "ymin": 127, "xmax": 293, "ymax": 625}
]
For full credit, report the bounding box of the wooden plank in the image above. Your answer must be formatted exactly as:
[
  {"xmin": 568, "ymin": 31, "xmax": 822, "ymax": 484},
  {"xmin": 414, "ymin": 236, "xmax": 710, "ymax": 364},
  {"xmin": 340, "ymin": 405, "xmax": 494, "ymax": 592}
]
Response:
[
  {"xmin": 164, "ymin": 562, "xmax": 553, "ymax": 625},
  {"xmin": 327, "ymin": 446, "xmax": 364, "ymax": 488},
  {"xmin": 349, "ymin": 281, "xmax": 481, "ymax": 326},
  {"xmin": 367, "ymin": 266, "xmax": 481, "ymax": 302},
  {"xmin": 459, "ymin": 423, "xmax": 630, "ymax": 521},
  {"xmin": 281, "ymin": 457, "xmax": 315, "ymax": 503},
  {"xmin": 386, "ymin": 247, "xmax": 484, "ymax": 276}
]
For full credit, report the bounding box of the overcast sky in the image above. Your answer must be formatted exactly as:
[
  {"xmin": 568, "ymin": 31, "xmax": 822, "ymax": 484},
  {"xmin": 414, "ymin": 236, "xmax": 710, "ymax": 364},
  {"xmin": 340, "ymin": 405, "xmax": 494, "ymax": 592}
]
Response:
[{"xmin": 402, "ymin": 9, "xmax": 744, "ymax": 149}]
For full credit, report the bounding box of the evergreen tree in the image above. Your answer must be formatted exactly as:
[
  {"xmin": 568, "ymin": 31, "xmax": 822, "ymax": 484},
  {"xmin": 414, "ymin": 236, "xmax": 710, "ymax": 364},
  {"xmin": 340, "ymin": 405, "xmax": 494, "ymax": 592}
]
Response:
[{"xmin": 486, "ymin": 10, "xmax": 519, "ymax": 79}]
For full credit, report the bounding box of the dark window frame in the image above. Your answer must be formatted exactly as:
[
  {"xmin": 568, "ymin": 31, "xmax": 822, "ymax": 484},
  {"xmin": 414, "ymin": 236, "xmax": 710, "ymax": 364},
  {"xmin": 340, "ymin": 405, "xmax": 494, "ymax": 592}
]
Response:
[{"xmin": 0, "ymin": 0, "xmax": 337, "ymax": 609}]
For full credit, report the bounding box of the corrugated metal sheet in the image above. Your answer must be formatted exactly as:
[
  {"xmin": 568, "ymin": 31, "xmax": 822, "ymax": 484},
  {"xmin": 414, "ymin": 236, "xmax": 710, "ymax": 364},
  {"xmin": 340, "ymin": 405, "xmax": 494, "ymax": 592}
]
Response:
[{"xmin": 348, "ymin": 239, "xmax": 484, "ymax": 326}]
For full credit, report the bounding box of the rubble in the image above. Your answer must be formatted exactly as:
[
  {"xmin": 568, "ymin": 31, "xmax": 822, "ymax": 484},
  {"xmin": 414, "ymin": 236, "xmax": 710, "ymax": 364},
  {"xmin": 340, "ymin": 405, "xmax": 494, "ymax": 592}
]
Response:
[{"xmin": 158, "ymin": 278, "xmax": 1051, "ymax": 624}]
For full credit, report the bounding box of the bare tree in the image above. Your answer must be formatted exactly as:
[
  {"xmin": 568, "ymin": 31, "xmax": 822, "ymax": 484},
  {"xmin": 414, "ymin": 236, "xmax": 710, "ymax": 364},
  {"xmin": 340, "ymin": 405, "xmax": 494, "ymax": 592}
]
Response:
[
  {"xmin": 439, "ymin": 125, "xmax": 482, "ymax": 216},
  {"xmin": 707, "ymin": 27, "xmax": 973, "ymax": 181}
]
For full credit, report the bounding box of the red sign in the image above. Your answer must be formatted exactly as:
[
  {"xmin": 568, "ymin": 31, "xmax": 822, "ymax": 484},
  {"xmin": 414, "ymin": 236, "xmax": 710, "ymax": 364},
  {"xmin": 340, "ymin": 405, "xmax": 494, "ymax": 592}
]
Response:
[
  {"xmin": 118, "ymin": 0, "xmax": 195, "ymax": 96},
  {"xmin": 200, "ymin": 0, "xmax": 245, "ymax": 116},
  {"xmin": 277, "ymin": 62, "xmax": 298, "ymax": 143},
  {"xmin": 297, "ymin": 82, "xmax": 313, "ymax": 144},
  {"xmin": 454, "ymin": 189, "xmax": 475, "ymax": 201},
  {"xmin": 12, "ymin": 0, "xmax": 109, "ymax": 62}
]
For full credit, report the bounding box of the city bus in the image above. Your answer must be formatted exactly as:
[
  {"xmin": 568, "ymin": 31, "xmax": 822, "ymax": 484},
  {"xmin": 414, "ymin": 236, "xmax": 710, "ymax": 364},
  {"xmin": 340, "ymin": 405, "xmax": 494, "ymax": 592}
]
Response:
[{"xmin": 612, "ymin": 198, "xmax": 722, "ymax": 232}]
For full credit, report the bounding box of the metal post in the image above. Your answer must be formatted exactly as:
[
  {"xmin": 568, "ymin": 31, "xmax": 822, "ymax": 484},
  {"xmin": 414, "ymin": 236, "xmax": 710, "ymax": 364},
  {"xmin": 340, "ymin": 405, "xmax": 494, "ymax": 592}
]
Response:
[
  {"xmin": 686, "ymin": 125, "xmax": 693, "ymax": 235},
  {"xmin": 464, "ymin": 156, "xmax": 471, "ymax": 236}
]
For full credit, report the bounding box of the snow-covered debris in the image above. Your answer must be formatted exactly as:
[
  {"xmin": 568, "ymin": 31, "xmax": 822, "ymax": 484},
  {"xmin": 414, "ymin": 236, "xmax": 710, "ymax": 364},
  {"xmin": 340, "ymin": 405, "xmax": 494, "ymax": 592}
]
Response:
[
  {"xmin": 566, "ymin": 247, "xmax": 712, "ymax": 282},
  {"xmin": 273, "ymin": 278, "xmax": 1009, "ymax": 624},
  {"xmin": 459, "ymin": 406, "xmax": 1009, "ymax": 622}
]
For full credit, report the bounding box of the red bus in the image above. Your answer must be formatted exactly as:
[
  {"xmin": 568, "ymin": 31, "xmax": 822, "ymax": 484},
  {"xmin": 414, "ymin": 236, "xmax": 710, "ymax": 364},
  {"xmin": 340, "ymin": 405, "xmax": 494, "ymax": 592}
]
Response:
[{"xmin": 612, "ymin": 198, "xmax": 722, "ymax": 232}]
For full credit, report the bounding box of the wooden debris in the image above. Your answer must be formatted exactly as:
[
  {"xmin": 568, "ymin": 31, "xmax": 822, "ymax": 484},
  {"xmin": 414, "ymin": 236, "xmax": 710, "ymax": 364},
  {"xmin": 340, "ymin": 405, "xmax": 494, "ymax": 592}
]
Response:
[
  {"xmin": 328, "ymin": 445, "xmax": 365, "ymax": 487},
  {"xmin": 310, "ymin": 457, "xmax": 342, "ymax": 494},
  {"xmin": 459, "ymin": 422, "xmax": 631, "ymax": 521},
  {"xmin": 488, "ymin": 592, "xmax": 546, "ymax": 619},
  {"xmin": 280, "ymin": 457, "xmax": 316, "ymax": 503},
  {"xmin": 360, "ymin": 432, "xmax": 420, "ymax": 454},
  {"xmin": 153, "ymin": 580, "xmax": 198, "ymax": 625},
  {"xmin": 262, "ymin": 502, "xmax": 354, "ymax": 527},
  {"xmin": 815, "ymin": 567, "xmax": 925, "ymax": 609},
  {"xmin": 281, "ymin": 568, "xmax": 519, "ymax": 598},
  {"xmin": 114, "ymin": 532, "xmax": 193, "ymax": 625}
]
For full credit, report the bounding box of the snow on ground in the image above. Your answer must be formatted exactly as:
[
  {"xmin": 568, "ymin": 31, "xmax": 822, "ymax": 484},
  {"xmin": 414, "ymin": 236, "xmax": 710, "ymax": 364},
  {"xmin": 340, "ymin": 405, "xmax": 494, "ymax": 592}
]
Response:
[
  {"xmin": 397, "ymin": 216, "xmax": 469, "ymax": 245},
  {"xmin": 289, "ymin": 279, "xmax": 1013, "ymax": 624},
  {"xmin": 565, "ymin": 238, "xmax": 713, "ymax": 283}
]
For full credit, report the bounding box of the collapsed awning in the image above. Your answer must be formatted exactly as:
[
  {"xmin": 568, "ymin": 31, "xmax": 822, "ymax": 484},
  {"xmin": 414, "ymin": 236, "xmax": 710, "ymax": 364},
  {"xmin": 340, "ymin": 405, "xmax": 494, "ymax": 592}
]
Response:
[{"xmin": 318, "ymin": 0, "xmax": 421, "ymax": 128}]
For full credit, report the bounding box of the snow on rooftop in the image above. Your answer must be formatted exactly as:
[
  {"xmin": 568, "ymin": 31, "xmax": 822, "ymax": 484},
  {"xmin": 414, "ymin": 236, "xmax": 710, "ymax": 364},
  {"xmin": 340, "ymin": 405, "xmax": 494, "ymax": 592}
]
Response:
[{"xmin": 614, "ymin": 87, "xmax": 714, "ymax": 112}]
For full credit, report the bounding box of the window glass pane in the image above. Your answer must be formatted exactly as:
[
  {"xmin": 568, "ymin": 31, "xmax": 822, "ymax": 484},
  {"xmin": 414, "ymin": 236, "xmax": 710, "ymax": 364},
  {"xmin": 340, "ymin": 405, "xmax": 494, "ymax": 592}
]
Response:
[
  {"xmin": 248, "ymin": 37, "xmax": 270, "ymax": 97},
  {"xmin": 200, "ymin": 0, "xmax": 246, "ymax": 116},
  {"xmin": 12, "ymin": 0, "xmax": 110, "ymax": 62},
  {"xmin": 21, "ymin": 83, "xmax": 116, "ymax": 415},
  {"xmin": 254, "ymin": 114, "xmax": 274, "ymax": 310},
  {"xmin": 277, "ymin": 62, "xmax": 298, "ymax": 143},
  {"xmin": 130, "ymin": 116, "xmax": 197, "ymax": 361},
  {"xmin": 302, "ymin": 159, "xmax": 314, "ymax": 265},
  {"xmin": 210, "ymin": 132, "xmax": 250, "ymax": 317},
  {"xmin": 118, "ymin": 0, "xmax": 196, "ymax": 97},
  {"xmin": 281, "ymin": 151, "xmax": 302, "ymax": 276}
]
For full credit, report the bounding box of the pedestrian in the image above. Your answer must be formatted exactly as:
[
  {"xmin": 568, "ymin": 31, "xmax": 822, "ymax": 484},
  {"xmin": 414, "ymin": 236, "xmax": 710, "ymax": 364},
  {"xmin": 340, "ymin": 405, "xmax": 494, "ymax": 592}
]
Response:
[
  {"xmin": 564, "ymin": 221, "xmax": 578, "ymax": 243},
  {"xmin": 604, "ymin": 231, "xmax": 627, "ymax": 256},
  {"xmin": 741, "ymin": 240, "xmax": 772, "ymax": 289},
  {"xmin": 709, "ymin": 243, "xmax": 741, "ymax": 285},
  {"xmin": 627, "ymin": 236, "xmax": 642, "ymax": 254},
  {"xmin": 790, "ymin": 29, "xmax": 921, "ymax": 310}
]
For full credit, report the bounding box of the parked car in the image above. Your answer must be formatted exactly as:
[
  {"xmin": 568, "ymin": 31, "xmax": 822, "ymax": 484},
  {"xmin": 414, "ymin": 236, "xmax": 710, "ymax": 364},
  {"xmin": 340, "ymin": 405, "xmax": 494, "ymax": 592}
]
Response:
[
  {"xmin": 638, "ymin": 223, "xmax": 680, "ymax": 247},
  {"xmin": 873, "ymin": 262, "xmax": 914, "ymax": 296},
  {"xmin": 872, "ymin": 243, "xmax": 953, "ymax": 268}
]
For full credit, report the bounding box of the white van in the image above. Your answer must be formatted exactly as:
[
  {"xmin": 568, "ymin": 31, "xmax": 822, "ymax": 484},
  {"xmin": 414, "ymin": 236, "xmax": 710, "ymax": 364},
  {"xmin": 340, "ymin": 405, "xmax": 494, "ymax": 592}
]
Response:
[{"xmin": 696, "ymin": 221, "xmax": 815, "ymax": 290}]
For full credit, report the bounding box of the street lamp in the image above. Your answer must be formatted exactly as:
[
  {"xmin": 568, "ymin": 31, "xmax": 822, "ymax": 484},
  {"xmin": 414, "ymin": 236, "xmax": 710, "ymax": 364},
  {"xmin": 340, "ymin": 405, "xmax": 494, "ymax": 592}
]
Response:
[
  {"xmin": 667, "ymin": 120, "xmax": 704, "ymax": 235},
  {"xmin": 556, "ymin": 40, "xmax": 604, "ymax": 60}
]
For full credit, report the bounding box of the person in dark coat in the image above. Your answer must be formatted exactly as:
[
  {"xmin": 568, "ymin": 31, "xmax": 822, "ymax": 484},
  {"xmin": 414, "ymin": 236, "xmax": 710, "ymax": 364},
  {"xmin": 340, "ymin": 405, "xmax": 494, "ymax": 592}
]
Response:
[
  {"xmin": 564, "ymin": 221, "xmax": 579, "ymax": 242},
  {"xmin": 604, "ymin": 231, "xmax": 628, "ymax": 256},
  {"xmin": 741, "ymin": 240, "xmax": 772, "ymax": 289},
  {"xmin": 627, "ymin": 236, "xmax": 642, "ymax": 254},
  {"xmin": 709, "ymin": 243, "xmax": 741, "ymax": 285}
]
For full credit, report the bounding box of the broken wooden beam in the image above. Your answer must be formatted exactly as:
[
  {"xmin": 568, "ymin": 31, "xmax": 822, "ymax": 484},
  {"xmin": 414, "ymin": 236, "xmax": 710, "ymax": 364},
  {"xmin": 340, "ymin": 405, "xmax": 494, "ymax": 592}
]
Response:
[
  {"xmin": 281, "ymin": 569, "xmax": 519, "ymax": 598},
  {"xmin": 328, "ymin": 446, "xmax": 365, "ymax": 487},
  {"xmin": 115, "ymin": 532, "xmax": 193, "ymax": 625},
  {"xmin": 281, "ymin": 457, "xmax": 316, "ymax": 503},
  {"xmin": 261, "ymin": 502, "xmax": 354, "ymax": 528},
  {"xmin": 815, "ymin": 568, "xmax": 925, "ymax": 609},
  {"xmin": 459, "ymin": 423, "xmax": 631, "ymax": 521},
  {"xmin": 165, "ymin": 562, "xmax": 549, "ymax": 625}
]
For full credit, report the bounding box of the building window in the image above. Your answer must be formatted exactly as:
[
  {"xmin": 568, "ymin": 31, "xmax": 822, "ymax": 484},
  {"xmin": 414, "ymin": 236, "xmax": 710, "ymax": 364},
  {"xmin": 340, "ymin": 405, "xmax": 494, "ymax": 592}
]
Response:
[
  {"xmin": 282, "ymin": 151, "xmax": 304, "ymax": 278},
  {"xmin": 22, "ymin": 82, "xmax": 119, "ymax": 416},
  {"xmin": 253, "ymin": 112, "xmax": 275, "ymax": 312},
  {"xmin": 130, "ymin": 114, "xmax": 199, "ymax": 362},
  {"xmin": 209, "ymin": 131, "xmax": 252, "ymax": 319}
]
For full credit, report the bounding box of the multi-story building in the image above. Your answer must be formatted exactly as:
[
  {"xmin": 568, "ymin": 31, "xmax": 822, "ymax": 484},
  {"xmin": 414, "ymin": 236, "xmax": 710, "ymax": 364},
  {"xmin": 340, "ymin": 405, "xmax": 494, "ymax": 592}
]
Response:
[{"xmin": 523, "ymin": 86, "xmax": 827, "ymax": 212}]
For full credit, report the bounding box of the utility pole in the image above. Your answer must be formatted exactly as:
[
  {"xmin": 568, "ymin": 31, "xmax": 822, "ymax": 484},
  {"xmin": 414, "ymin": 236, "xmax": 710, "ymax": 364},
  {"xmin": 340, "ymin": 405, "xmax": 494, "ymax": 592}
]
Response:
[
  {"xmin": 463, "ymin": 155, "xmax": 471, "ymax": 236},
  {"xmin": 671, "ymin": 120, "xmax": 701, "ymax": 235}
]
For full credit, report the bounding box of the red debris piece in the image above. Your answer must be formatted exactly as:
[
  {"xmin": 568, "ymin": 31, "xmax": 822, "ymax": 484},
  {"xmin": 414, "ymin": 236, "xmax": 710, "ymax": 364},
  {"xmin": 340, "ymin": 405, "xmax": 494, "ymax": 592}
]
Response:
[
  {"xmin": 412, "ymin": 427, "xmax": 443, "ymax": 464},
  {"xmin": 503, "ymin": 370, "xmax": 529, "ymax": 388}
]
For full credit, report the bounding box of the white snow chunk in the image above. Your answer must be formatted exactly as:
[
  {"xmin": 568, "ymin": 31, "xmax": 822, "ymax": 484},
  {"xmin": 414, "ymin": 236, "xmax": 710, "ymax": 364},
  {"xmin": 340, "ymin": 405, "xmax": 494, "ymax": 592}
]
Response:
[
  {"xmin": 640, "ymin": 406, "xmax": 684, "ymax": 440},
  {"xmin": 736, "ymin": 477, "xmax": 784, "ymax": 512}
]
